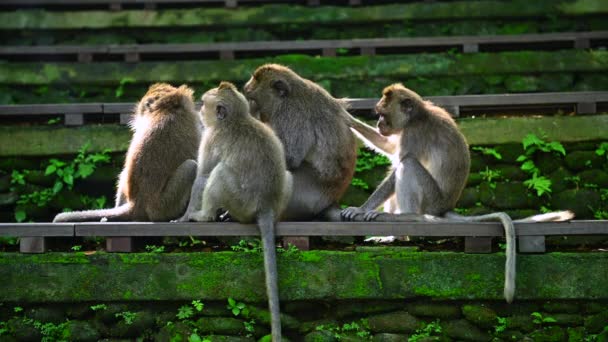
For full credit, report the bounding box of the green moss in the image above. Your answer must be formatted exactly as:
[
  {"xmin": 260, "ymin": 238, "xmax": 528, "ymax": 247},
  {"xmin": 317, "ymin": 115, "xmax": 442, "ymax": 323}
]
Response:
[{"xmin": 118, "ymin": 254, "xmax": 160, "ymax": 264}]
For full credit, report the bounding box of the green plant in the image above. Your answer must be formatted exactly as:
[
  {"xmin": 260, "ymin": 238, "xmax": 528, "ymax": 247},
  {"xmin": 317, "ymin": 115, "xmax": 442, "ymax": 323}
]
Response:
[
  {"xmin": 243, "ymin": 319, "xmax": 256, "ymax": 337},
  {"xmin": 589, "ymin": 206, "xmax": 608, "ymax": 220},
  {"xmin": 531, "ymin": 312, "xmax": 557, "ymax": 325},
  {"xmin": 192, "ymin": 300, "xmax": 204, "ymax": 312},
  {"xmin": 277, "ymin": 243, "xmax": 299, "ymax": 256},
  {"xmin": 71, "ymin": 245, "xmax": 82, "ymax": 251},
  {"xmin": 495, "ymin": 316, "xmax": 508, "ymax": 333},
  {"xmin": 145, "ymin": 245, "xmax": 165, "ymax": 253},
  {"xmin": 178, "ymin": 236, "xmax": 205, "ymax": 248},
  {"xmin": 115, "ymin": 77, "xmax": 136, "ymax": 98},
  {"xmin": 596, "ymin": 142, "xmax": 608, "ymax": 159},
  {"xmin": 453, "ymin": 207, "xmax": 469, "ymax": 215},
  {"xmin": 230, "ymin": 239, "xmax": 262, "ymax": 253},
  {"xmin": 600, "ymin": 189, "xmax": 608, "ymax": 202},
  {"xmin": 11, "ymin": 143, "xmax": 111, "ymax": 222},
  {"xmin": 227, "ymin": 298, "xmax": 249, "ymax": 317},
  {"xmin": 47, "ymin": 117, "xmax": 61, "ymax": 125},
  {"xmin": 177, "ymin": 305, "xmax": 194, "ymax": 320},
  {"xmin": 565, "ymin": 176, "xmax": 581, "ymax": 188},
  {"xmin": 516, "ymin": 134, "xmax": 563, "ymax": 198},
  {"xmin": 80, "ymin": 195, "xmax": 107, "ymax": 210},
  {"xmin": 90, "ymin": 304, "xmax": 107, "ymax": 311},
  {"xmin": 351, "ymin": 177, "xmax": 369, "ymax": 190},
  {"xmin": 409, "ymin": 319, "xmax": 442, "ymax": 342},
  {"xmin": 523, "ymin": 173, "xmax": 552, "ymax": 197},
  {"xmin": 350, "ymin": 147, "xmax": 392, "ymax": 190},
  {"xmin": 472, "ymin": 146, "xmax": 502, "ymax": 160},
  {"xmin": 0, "ymin": 321, "xmax": 7, "ymax": 336},
  {"xmin": 115, "ymin": 311, "xmax": 137, "ymax": 325},
  {"xmin": 315, "ymin": 320, "xmax": 372, "ymax": 340},
  {"xmin": 13, "ymin": 307, "xmax": 23, "ymax": 313},
  {"xmin": 480, "ymin": 167, "xmax": 502, "ymax": 189}
]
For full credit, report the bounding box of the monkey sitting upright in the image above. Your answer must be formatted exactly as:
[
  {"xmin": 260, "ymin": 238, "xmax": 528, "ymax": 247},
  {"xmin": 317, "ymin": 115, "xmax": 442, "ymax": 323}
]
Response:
[
  {"xmin": 183, "ymin": 82, "xmax": 292, "ymax": 341},
  {"xmin": 54, "ymin": 83, "xmax": 202, "ymax": 222},
  {"xmin": 342, "ymin": 83, "xmax": 574, "ymax": 303},
  {"xmin": 242, "ymin": 64, "xmax": 357, "ymax": 221}
]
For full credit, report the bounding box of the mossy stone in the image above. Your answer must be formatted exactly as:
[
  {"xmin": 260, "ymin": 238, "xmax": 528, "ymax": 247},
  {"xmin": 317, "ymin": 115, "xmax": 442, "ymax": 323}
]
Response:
[
  {"xmin": 23, "ymin": 170, "xmax": 55, "ymax": 187},
  {"xmin": 367, "ymin": 311, "xmax": 422, "ymax": 333},
  {"xmin": 66, "ymin": 321, "xmax": 100, "ymax": 342},
  {"xmin": 0, "ymin": 174, "xmax": 11, "ymax": 192},
  {"xmin": 48, "ymin": 189, "xmax": 88, "ymax": 211},
  {"xmin": 577, "ymin": 169, "xmax": 608, "ymax": 188},
  {"xmin": 340, "ymin": 186, "xmax": 371, "ymax": 207},
  {"xmin": 547, "ymin": 167, "xmax": 574, "ymax": 194},
  {"xmin": 248, "ymin": 305, "xmax": 300, "ymax": 330},
  {"xmin": 442, "ymin": 319, "xmax": 491, "ymax": 342},
  {"xmin": 298, "ymin": 319, "xmax": 338, "ymax": 334},
  {"xmin": 494, "ymin": 165, "xmax": 527, "ymax": 181},
  {"xmin": 550, "ymin": 314, "xmax": 584, "ymax": 326},
  {"xmin": 491, "ymin": 182, "xmax": 535, "ymax": 209},
  {"xmin": 108, "ymin": 311, "xmax": 155, "ymax": 338},
  {"xmin": 565, "ymin": 151, "xmax": 604, "ymax": 171},
  {"xmin": 371, "ymin": 333, "xmax": 410, "ymax": 342},
  {"xmin": 505, "ymin": 209, "xmax": 541, "ymax": 220},
  {"xmin": 7, "ymin": 317, "xmax": 42, "ymax": 341},
  {"xmin": 538, "ymin": 74, "xmax": 574, "ymax": 92},
  {"xmin": 567, "ymin": 327, "xmax": 586, "ymax": 342},
  {"xmin": 25, "ymin": 306, "xmax": 64, "ymax": 324},
  {"xmin": 505, "ymin": 75, "xmax": 539, "ymax": 92},
  {"xmin": 535, "ymin": 153, "xmax": 565, "ymax": 175},
  {"xmin": 550, "ymin": 189, "xmax": 600, "ymax": 219},
  {"xmin": 584, "ymin": 302, "xmax": 607, "ymax": 314},
  {"xmin": 456, "ymin": 187, "xmax": 480, "ymax": 208},
  {"xmin": 543, "ymin": 301, "xmax": 579, "ymax": 314},
  {"xmin": 505, "ymin": 315, "xmax": 535, "ymax": 332},
  {"xmin": 95, "ymin": 304, "xmax": 129, "ymax": 324},
  {"xmin": 494, "ymin": 144, "xmax": 525, "ymax": 163},
  {"xmin": 461, "ymin": 304, "xmax": 498, "ymax": 329},
  {"xmin": 406, "ymin": 303, "xmax": 461, "ymax": 319},
  {"xmin": 304, "ymin": 330, "xmax": 337, "ymax": 342},
  {"xmin": 154, "ymin": 321, "xmax": 193, "ymax": 342},
  {"xmin": 335, "ymin": 301, "xmax": 404, "ymax": 319},
  {"xmin": 469, "ymin": 156, "xmax": 486, "ymax": 173},
  {"xmin": 568, "ymin": 142, "xmax": 599, "ymax": 151},
  {"xmin": 528, "ymin": 326, "xmax": 567, "ymax": 342},
  {"xmin": 196, "ymin": 317, "xmax": 248, "ymax": 336},
  {"xmin": 466, "ymin": 173, "xmax": 482, "ymax": 187},
  {"xmin": 0, "ymin": 157, "xmax": 41, "ymax": 171},
  {"xmin": 584, "ymin": 310, "xmax": 608, "ymax": 333},
  {"xmin": 357, "ymin": 167, "xmax": 391, "ymax": 189},
  {"xmin": 0, "ymin": 192, "xmax": 18, "ymax": 206}
]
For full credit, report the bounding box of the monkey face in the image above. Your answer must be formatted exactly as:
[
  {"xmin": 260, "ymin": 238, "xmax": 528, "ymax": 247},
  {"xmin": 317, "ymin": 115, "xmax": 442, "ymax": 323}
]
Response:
[
  {"xmin": 201, "ymin": 82, "xmax": 249, "ymax": 127},
  {"xmin": 243, "ymin": 64, "xmax": 293, "ymax": 122}
]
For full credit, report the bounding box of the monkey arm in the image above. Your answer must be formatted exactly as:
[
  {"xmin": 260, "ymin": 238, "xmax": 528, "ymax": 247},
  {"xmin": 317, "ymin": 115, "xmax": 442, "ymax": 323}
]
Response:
[
  {"xmin": 350, "ymin": 118, "xmax": 397, "ymax": 156},
  {"xmin": 341, "ymin": 170, "xmax": 396, "ymax": 221}
]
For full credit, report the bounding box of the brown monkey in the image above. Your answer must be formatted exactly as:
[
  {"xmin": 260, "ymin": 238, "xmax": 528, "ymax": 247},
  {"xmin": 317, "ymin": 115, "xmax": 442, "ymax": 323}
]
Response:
[
  {"xmin": 53, "ymin": 83, "xmax": 202, "ymax": 222},
  {"xmin": 242, "ymin": 64, "xmax": 357, "ymax": 221},
  {"xmin": 185, "ymin": 82, "xmax": 292, "ymax": 341},
  {"xmin": 342, "ymin": 83, "xmax": 574, "ymax": 303}
]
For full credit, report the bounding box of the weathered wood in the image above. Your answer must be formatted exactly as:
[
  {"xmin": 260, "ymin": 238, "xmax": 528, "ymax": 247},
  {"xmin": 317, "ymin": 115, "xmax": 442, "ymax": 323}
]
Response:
[
  {"xmin": 0, "ymin": 223, "xmax": 74, "ymax": 236},
  {"xmin": 109, "ymin": 2, "xmax": 122, "ymax": 10},
  {"xmin": 124, "ymin": 52, "xmax": 140, "ymax": 62},
  {"xmin": 72, "ymin": 221, "xmax": 608, "ymax": 237},
  {"xmin": 77, "ymin": 52, "xmax": 93, "ymax": 63},
  {"xmin": 219, "ymin": 50, "xmax": 235, "ymax": 60},
  {"xmin": 19, "ymin": 237, "xmax": 46, "ymax": 253},
  {"xmin": 306, "ymin": 0, "xmax": 320, "ymax": 6},
  {"xmin": 224, "ymin": 0, "xmax": 237, "ymax": 8},
  {"xmin": 2, "ymin": 32, "xmax": 605, "ymax": 60},
  {"xmin": 519, "ymin": 236, "xmax": 546, "ymax": 253},
  {"xmin": 576, "ymin": 102, "xmax": 597, "ymax": 115},
  {"xmin": 0, "ymin": 103, "xmax": 103, "ymax": 115},
  {"xmin": 65, "ymin": 113, "xmax": 84, "ymax": 126},
  {"xmin": 574, "ymin": 38, "xmax": 591, "ymax": 49},
  {"xmin": 360, "ymin": 47, "xmax": 376, "ymax": 56},
  {"xmin": 282, "ymin": 237, "xmax": 310, "ymax": 251},
  {"xmin": 106, "ymin": 237, "xmax": 132, "ymax": 252},
  {"xmin": 464, "ymin": 237, "xmax": 493, "ymax": 253},
  {"xmin": 322, "ymin": 48, "xmax": 336, "ymax": 57}
]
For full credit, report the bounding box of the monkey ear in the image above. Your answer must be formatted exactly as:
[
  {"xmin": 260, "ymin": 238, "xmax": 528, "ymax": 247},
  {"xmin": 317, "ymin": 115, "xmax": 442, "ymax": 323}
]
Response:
[
  {"xmin": 216, "ymin": 105, "xmax": 228, "ymax": 120},
  {"xmin": 272, "ymin": 80, "xmax": 289, "ymax": 98},
  {"xmin": 400, "ymin": 99, "xmax": 414, "ymax": 113}
]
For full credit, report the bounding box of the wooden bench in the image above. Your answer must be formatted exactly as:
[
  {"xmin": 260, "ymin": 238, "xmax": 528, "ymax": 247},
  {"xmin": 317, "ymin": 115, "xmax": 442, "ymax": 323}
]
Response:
[
  {"xmin": 1, "ymin": 221, "xmax": 606, "ymax": 254},
  {"xmin": 1, "ymin": 31, "xmax": 605, "ymax": 62},
  {"xmin": 0, "ymin": 91, "xmax": 605, "ymax": 125},
  {"xmin": 0, "ymin": 0, "xmax": 360, "ymax": 9}
]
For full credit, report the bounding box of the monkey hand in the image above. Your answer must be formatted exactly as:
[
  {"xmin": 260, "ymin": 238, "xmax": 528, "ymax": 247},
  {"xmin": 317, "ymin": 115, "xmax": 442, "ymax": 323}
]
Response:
[
  {"xmin": 340, "ymin": 207, "xmax": 366, "ymax": 221},
  {"xmin": 362, "ymin": 210, "xmax": 381, "ymax": 221}
]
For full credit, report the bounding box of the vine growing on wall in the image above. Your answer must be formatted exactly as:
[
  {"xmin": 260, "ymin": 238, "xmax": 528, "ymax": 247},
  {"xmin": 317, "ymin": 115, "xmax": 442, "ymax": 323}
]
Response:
[
  {"xmin": 10, "ymin": 143, "xmax": 111, "ymax": 222},
  {"xmin": 516, "ymin": 133, "xmax": 566, "ymax": 197}
]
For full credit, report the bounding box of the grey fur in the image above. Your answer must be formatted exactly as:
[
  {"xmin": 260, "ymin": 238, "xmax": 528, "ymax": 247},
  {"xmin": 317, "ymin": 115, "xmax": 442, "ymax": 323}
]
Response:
[
  {"xmin": 243, "ymin": 64, "xmax": 357, "ymax": 221},
  {"xmin": 186, "ymin": 82, "xmax": 292, "ymax": 341},
  {"xmin": 53, "ymin": 84, "xmax": 202, "ymax": 222}
]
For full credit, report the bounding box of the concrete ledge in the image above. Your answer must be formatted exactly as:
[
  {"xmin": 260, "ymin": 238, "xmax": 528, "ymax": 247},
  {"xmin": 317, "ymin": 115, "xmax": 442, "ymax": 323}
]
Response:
[
  {"xmin": 0, "ymin": 251, "xmax": 606, "ymax": 302},
  {"xmin": 1, "ymin": 114, "xmax": 606, "ymax": 156}
]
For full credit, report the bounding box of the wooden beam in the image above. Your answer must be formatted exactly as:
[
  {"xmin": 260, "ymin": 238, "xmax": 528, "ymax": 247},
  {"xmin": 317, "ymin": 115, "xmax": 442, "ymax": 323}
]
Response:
[
  {"xmin": 0, "ymin": 223, "xmax": 74, "ymax": 236},
  {"xmin": 19, "ymin": 237, "xmax": 46, "ymax": 253}
]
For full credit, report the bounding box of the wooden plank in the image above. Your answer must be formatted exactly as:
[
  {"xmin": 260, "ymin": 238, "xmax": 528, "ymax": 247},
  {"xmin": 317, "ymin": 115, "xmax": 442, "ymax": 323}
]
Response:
[
  {"xmin": 464, "ymin": 237, "xmax": 492, "ymax": 253},
  {"xmin": 0, "ymin": 104, "xmax": 103, "ymax": 115},
  {"xmin": 283, "ymin": 237, "xmax": 310, "ymax": 251},
  {"xmin": 20, "ymin": 237, "xmax": 46, "ymax": 253},
  {"xmin": 73, "ymin": 220, "xmax": 608, "ymax": 237},
  {"xmin": 360, "ymin": 47, "xmax": 376, "ymax": 56},
  {"xmin": 322, "ymin": 48, "xmax": 336, "ymax": 57},
  {"xmin": 77, "ymin": 52, "xmax": 93, "ymax": 63},
  {"xmin": 0, "ymin": 223, "xmax": 74, "ymax": 236},
  {"xmin": 462, "ymin": 43, "xmax": 479, "ymax": 53},
  {"xmin": 519, "ymin": 236, "xmax": 546, "ymax": 253},
  {"xmin": 65, "ymin": 113, "xmax": 84, "ymax": 126},
  {"xmin": 576, "ymin": 102, "xmax": 597, "ymax": 114},
  {"xmin": 124, "ymin": 52, "xmax": 140, "ymax": 62},
  {"xmin": 224, "ymin": 0, "xmax": 237, "ymax": 8},
  {"xmin": 219, "ymin": 50, "xmax": 235, "ymax": 60},
  {"xmin": 106, "ymin": 237, "xmax": 132, "ymax": 252}
]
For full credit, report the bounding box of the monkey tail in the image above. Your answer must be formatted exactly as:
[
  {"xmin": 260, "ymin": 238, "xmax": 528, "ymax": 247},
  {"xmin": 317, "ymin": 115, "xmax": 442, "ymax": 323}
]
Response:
[
  {"xmin": 257, "ymin": 210, "xmax": 282, "ymax": 342},
  {"xmin": 514, "ymin": 210, "xmax": 574, "ymax": 223},
  {"xmin": 444, "ymin": 211, "xmax": 516, "ymax": 303},
  {"xmin": 53, "ymin": 204, "xmax": 133, "ymax": 223}
]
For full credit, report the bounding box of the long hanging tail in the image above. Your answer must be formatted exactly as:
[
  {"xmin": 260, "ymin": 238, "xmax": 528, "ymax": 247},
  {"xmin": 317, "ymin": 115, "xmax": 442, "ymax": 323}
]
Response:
[
  {"xmin": 257, "ymin": 210, "xmax": 282, "ymax": 341},
  {"xmin": 444, "ymin": 211, "xmax": 516, "ymax": 303},
  {"xmin": 53, "ymin": 204, "xmax": 133, "ymax": 222}
]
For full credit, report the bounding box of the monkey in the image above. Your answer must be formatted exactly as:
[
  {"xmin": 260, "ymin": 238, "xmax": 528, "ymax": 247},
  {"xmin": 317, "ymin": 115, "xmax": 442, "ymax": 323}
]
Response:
[
  {"xmin": 183, "ymin": 82, "xmax": 292, "ymax": 341},
  {"xmin": 53, "ymin": 83, "xmax": 202, "ymax": 222},
  {"xmin": 341, "ymin": 83, "xmax": 574, "ymax": 303},
  {"xmin": 241, "ymin": 64, "xmax": 357, "ymax": 221}
]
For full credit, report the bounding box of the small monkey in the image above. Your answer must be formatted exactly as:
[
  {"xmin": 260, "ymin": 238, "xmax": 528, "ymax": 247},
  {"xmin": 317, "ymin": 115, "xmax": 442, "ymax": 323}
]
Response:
[
  {"xmin": 185, "ymin": 82, "xmax": 292, "ymax": 341},
  {"xmin": 53, "ymin": 83, "xmax": 202, "ymax": 222},
  {"xmin": 242, "ymin": 64, "xmax": 357, "ymax": 221},
  {"xmin": 342, "ymin": 83, "xmax": 574, "ymax": 303}
]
